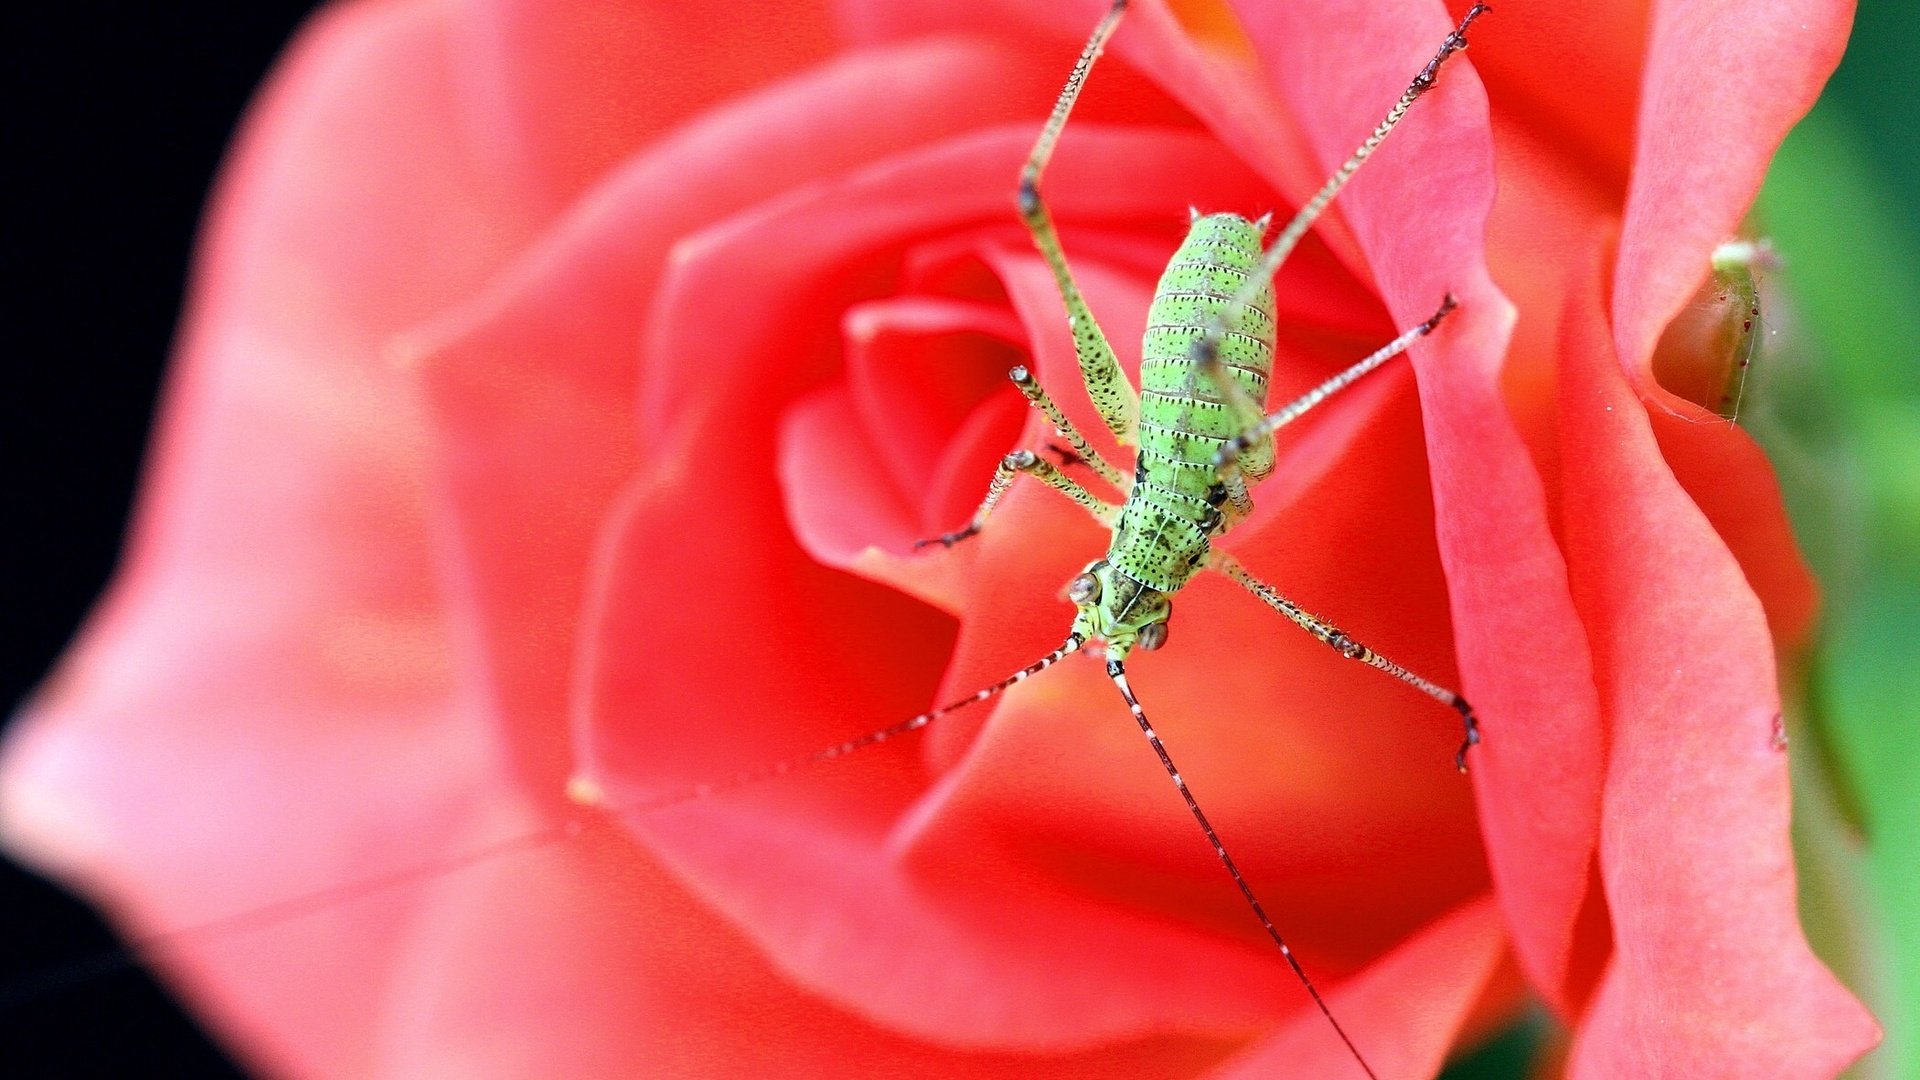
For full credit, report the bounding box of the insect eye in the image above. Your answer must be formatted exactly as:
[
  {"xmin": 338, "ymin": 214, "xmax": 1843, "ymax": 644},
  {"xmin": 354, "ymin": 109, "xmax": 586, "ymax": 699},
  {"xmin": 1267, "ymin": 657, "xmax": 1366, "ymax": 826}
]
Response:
[
  {"xmin": 1067, "ymin": 573, "xmax": 1100, "ymax": 604},
  {"xmin": 1138, "ymin": 621, "xmax": 1169, "ymax": 651}
]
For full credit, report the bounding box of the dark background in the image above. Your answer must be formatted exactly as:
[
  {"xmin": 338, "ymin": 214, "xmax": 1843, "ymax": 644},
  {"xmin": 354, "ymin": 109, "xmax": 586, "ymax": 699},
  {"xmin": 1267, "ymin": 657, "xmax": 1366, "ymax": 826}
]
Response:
[
  {"xmin": 3, "ymin": 5, "xmax": 318, "ymax": 1076},
  {"xmin": 2, "ymin": 3, "xmax": 1914, "ymax": 1079}
]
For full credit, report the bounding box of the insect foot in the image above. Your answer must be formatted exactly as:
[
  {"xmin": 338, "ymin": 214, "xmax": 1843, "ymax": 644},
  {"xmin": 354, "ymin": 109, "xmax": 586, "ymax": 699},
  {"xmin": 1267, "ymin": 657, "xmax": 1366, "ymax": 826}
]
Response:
[
  {"xmin": 1410, "ymin": 4, "xmax": 1490, "ymax": 98},
  {"xmin": 913, "ymin": 451, "xmax": 1044, "ymax": 550},
  {"xmin": 1454, "ymin": 699, "xmax": 1483, "ymax": 773},
  {"xmin": 912, "ymin": 527, "xmax": 979, "ymax": 550}
]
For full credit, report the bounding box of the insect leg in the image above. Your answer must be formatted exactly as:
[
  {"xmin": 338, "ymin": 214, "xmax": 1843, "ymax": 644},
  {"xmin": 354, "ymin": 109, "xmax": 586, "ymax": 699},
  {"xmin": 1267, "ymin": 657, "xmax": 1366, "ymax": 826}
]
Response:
[
  {"xmin": 1107, "ymin": 660, "xmax": 1380, "ymax": 1079},
  {"xmin": 1017, "ymin": 0, "xmax": 1140, "ymax": 446},
  {"xmin": 915, "ymin": 449, "xmax": 1119, "ymax": 550},
  {"xmin": 1207, "ymin": 551, "xmax": 1481, "ymax": 771},
  {"xmin": 1190, "ymin": 354, "xmax": 1269, "ymax": 520},
  {"xmin": 1215, "ymin": 294, "xmax": 1456, "ymax": 478},
  {"xmin": 1217, "ymin": 471, "xmax": 1256, "ymax": 522},
  {"xmin": 1010, "ymin": 364, "xmax": 1128, "ymax": 489},
  {"xmin": 1191, "ymin": 4, "xmax": 1489, "ymax": 408}
]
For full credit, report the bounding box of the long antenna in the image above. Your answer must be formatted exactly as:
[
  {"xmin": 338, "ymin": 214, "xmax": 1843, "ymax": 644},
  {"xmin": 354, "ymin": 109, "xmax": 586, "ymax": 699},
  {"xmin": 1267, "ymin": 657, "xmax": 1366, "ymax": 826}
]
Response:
[
  {"xmin": 0, "ymin": 637, "xmax": 1087, "ymax": 1009},
  {"xmin": 0, "ymin": 823, "xmax": 569, "ymax": 1011},
  {"xmin": 1108, "ymin": 660, "xmax": 1379, "ymax": 1080},
  {"xmin": 613, "ymin": 635, "xmax": 1085, "ymax": 813}
]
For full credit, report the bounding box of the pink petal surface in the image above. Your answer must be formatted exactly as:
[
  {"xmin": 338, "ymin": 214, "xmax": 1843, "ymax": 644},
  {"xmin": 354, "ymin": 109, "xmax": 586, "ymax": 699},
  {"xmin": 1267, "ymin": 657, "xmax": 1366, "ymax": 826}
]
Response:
[
  {"xmin": 1460, "ymin": 0, "xmax": 1648, "ymax": 201},
  {"xmin": 834, "ymin": 0, "xmax": 1367, "ymax": 272},
  {"xmin": 1232, "ymin": 0, "xmax": 1606, "ymax": 1017},
  {"xmin": 2, "ymin": 0, "xmax": 538, "ymax": 1073},
  {"xmin": 1210, "ymin": 896, "xmax": 1509, "ymax": 1080},
  {"xmin": 1470, "ymin": 2, "xmax": 1645, "ymax": 502},
  {"xmin": 409, "ymin": 38, "xmax": 1078, "ymax": 803},
  {"xmin": 838, "ymin": 297, "xmax": 1029, "ymax": 535},
  {"xmin": 376, "ymin": 805, "xmax": 1237, "ymax": 1078},
  {"xmin": 1557, "ymin": 251, "xmax": 1879, "ymax": 1078},
  {"xmin": 574, "ymin": 115, "xmax": 1492, "ymax": 1055},
  {"xmin": 451, "ymin": 0, "xmax": 836, "ymax": 214},
  {"xmin": 1553, "ymin": 0, "xmax": 1876, "ymax": 1071}
]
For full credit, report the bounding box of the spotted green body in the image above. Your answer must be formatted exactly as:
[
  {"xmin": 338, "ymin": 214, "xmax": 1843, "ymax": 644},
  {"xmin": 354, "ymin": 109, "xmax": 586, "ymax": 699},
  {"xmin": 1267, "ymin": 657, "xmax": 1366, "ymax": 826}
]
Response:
[
  {"xmin": 1072, "ymin": 214, "xmax": 1275, "ymax": 655},
  {"xmin": 932, "ymin": 9, "xmax": 1487, "ymax": 1069}
]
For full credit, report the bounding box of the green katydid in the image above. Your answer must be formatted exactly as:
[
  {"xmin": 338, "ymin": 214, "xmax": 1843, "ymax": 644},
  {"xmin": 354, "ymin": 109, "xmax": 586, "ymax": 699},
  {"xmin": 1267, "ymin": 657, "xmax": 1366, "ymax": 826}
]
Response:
[{"xmin": 629, "ymin": 5, "xmax": 1491, "ymax": 1075}]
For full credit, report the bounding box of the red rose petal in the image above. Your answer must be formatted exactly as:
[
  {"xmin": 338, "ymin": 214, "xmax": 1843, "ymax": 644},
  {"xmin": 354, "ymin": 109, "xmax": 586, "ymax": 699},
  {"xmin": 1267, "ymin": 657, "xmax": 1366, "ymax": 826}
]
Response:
[
  {"xmin": 632, "ymin": 126, "xmax": 1255, "ymax": 456},
  {"xmin": 840, "ymin": 295, "xmax": 1028, "ymax": 522},
  {"xmin": 1208, "ymin": 895, "xmax": 1509, "ymax": 1080},
  {"xmin": 817, "ymin": 389, "xmax": 1033, "ymax": 621},
  {"xmin": 412, "ymin": 40, "xmax": 1082, "ymax": 799},
  {"xmin": 1455, "ymin": 0, "xmax": 1649, "ymax": 204},
  {"xmin": 1233, "ymin": 0, "xmax": 1607, "ymax": 1015},
  {"xmin": 452, "ymin": 0, "xmax": 836, "ymax": 214},
  {"xmin": 378, "ymin": 805, "xmax": 1238, "ymax": 1078},
  {"xmin": 0, "ymin": 0, "xmax": 537, "ymax": 1073},
  {"xmin": 835, "ymin": 0, "xmax": 1367, "ymax": 273},
  {"xmin": 1557, "ymin": 251, "xmax": 1879, "ymax": 1078},
  {"xmin": 1649, "ymin": 410, "xmax": 1821, "ymax": 649},
  {"xmin": 579, "ymin": 126, "xmax": 1388, "ymax": 1047},
  {"xmin": 1611, "ymin": 0, "xmax": 1853, "ymax": 375},
  {"xmin": 781, "ymin": 383, "xmax": 926, "ymax": 559},
  {"xmin": 1598, "ymin": 0, "xmax": 1847, "ymax": 654}
]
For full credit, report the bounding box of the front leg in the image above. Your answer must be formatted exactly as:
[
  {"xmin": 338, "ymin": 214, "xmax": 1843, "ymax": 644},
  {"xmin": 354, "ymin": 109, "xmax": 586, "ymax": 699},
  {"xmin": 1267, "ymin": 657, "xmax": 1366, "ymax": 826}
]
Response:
[
  {"xmin": 1214, "ymin": 295, "xmax": 1458, "ymax": 480},
  {"xmin": 917, "ymin": 449, "xmax": 1119, "ymax": 550},
  {"xmin": 1010, "ymin": 365, "xmax": 1127, "ymax": 490}
]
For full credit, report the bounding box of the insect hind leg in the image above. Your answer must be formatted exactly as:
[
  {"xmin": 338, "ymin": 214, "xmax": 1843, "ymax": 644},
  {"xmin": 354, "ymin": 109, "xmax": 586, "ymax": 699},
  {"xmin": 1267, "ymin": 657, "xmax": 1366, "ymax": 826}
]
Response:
[
  {"xmin": 1207, "ymin": 551, "xmax": 1481, "ymax": 771},
  {"xmin": 1016, "ymin": 0, "xmax": 1140, "ymax": 447},
  {"xmin": 1194, "ymin": 3, "xmax": 1487, "ymax": 481}
]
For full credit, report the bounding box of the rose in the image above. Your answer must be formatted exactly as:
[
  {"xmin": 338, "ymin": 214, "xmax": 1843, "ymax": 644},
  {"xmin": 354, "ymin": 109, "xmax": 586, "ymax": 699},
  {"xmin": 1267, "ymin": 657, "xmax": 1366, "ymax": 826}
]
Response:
[{"xmin": 0, "ymin": 0, "xmax": 1879, "ymax": 1076}]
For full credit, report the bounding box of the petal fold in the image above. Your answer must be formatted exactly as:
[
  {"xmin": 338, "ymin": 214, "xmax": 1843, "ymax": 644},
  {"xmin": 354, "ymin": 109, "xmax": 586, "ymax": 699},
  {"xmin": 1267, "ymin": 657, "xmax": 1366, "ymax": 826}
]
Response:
[{"xmin": 1558, "ymin": 245, "xmax": 1878, "ymax": 1079}]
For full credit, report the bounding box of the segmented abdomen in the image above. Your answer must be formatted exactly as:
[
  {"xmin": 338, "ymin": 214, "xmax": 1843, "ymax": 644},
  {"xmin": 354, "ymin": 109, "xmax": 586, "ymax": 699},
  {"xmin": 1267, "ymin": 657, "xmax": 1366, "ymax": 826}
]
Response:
[{"xmin": 1107, "ymin": 213, "xmax": 1276, "ymax": 594}]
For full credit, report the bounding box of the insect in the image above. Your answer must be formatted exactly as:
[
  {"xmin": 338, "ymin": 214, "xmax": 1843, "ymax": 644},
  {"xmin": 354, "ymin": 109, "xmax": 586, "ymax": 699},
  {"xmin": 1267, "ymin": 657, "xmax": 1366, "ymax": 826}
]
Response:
[
  {"xmin": 1652, "ymin": 237, "xmax": 1778, "ymax": 426},
  {"xmin": 625, "ymin": 3, "xmax": 1488, "ymax": 1076},
  {"xmin": 7, "ymin": 4, "xmax": 1491, "ymax": 1077},
  {"xmin": 1708, "ymin": 238, "xmax": 1777, "ymax": 422}
]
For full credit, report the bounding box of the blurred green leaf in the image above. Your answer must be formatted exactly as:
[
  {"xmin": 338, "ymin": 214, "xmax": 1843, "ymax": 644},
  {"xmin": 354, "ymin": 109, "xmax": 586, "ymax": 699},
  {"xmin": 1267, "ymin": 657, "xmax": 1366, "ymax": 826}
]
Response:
[
  {"xmin": 1439, "ymin": 1009, "xmax": 1552, "ymax": 1080},
  {"xmin": 1755, "ymin": 99, "xmax": 1920, "ymax": 1077}
]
